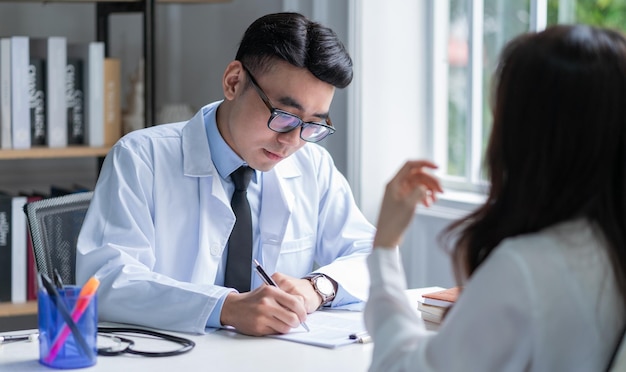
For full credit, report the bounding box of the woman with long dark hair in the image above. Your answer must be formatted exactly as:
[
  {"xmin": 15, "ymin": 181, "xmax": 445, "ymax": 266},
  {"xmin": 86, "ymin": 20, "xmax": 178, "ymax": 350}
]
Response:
[{"xmin": 365, "ymin": 24, "xmax": 626, "ymax": 371}]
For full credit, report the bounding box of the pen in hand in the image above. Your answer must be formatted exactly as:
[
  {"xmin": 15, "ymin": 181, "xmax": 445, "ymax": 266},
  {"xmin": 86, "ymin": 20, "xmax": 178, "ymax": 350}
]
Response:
[{"xmin": 253, "ymin": 259, "xmax": 310, "ymax": 332}]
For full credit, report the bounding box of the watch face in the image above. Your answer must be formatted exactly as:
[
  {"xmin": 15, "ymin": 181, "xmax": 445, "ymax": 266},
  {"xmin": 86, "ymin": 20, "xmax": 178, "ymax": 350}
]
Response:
[{"xmin": 315, "ymin": 276, "xmax": 335, "ymax": 296}]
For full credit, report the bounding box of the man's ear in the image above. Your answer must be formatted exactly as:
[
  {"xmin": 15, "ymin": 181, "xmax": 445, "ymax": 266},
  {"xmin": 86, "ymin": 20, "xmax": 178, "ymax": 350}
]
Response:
[{"xmin": 222, "ymin": 60, "xmax": 245, "ymax": 101}]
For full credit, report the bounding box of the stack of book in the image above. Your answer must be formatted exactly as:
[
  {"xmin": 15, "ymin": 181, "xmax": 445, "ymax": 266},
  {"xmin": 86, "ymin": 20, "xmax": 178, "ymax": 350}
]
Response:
[
  {"xmin": 417, "ymin": 287, "xmax": 460, "ymax": 324},
  {"xmin": 0, "ymin": 36, "xmax": 121, "ymax": 150}
]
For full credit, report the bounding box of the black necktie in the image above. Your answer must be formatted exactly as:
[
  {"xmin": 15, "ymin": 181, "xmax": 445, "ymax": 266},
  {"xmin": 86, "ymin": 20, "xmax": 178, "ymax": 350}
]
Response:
[{"xmin": 224, "ymin": 166, "xmax": 254, "ymax": 292}]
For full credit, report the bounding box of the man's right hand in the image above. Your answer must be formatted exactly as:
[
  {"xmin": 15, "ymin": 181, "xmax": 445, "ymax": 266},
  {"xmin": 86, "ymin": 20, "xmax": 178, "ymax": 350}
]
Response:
[{"xmin": 220, "ymin": 285, "xmax": 308, "ymax": 336}]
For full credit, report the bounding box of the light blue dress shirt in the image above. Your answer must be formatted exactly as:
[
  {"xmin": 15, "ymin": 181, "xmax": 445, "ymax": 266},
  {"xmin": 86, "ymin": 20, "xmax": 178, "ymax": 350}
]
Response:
[{"xmin": 203, "ymin": 107, "xmax": 262, "ymax": 327}]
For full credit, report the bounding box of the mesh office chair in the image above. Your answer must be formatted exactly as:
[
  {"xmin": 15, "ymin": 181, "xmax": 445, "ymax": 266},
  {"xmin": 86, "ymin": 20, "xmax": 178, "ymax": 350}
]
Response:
[{"xmin": 23, "ymin": 191, "xmax": 93, "ymax": 286}]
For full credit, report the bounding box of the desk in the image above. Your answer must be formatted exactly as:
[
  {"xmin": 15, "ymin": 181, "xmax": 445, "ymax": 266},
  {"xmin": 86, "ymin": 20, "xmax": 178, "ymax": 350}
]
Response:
[{"xmin": 0, "ymin": 288, "xmax": 441, "ymax": 372}]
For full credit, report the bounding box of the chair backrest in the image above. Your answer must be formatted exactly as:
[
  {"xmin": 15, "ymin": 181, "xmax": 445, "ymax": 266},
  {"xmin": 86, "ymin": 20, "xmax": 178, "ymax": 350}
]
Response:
[{"xmin": 23, "ymin": 191, "xmax": 93, "ymax": 286}]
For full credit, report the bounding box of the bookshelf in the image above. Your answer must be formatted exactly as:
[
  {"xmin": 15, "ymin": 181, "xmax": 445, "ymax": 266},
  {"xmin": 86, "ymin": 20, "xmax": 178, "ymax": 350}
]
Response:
[
  {"xmin": 0, "ymin": 0, "xmax": 230, "ymax": 329},
  {"xmin": 0, "ymin": 146, "xmax": 111, "ymax": 160},
  {"xmin": 0, "ymin": 0, "xmax": 229, "ymax": 134},
  {"xmin": 0, "ymin": 301, "xmax": 37, "ymax": 332},
  {"xmin": 0, "ymin": 301, "xmax": 37, "ymax": 317}
]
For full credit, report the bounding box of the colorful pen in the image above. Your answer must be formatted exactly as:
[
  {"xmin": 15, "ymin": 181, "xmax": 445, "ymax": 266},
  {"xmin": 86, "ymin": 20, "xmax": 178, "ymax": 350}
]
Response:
[{"xmin": 253, "ymin": 259, "xmax": 310, "ymax": 332}]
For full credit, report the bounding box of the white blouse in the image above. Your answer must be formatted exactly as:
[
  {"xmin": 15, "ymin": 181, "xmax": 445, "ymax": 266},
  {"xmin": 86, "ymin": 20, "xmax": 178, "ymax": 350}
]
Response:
[{"xmin": 365, "ymin": 219, "xmax": 624, "ymax": 371}]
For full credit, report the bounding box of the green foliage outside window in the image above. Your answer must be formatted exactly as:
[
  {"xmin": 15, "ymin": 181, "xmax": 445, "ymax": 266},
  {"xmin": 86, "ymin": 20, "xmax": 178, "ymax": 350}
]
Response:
[{"xmin": 547, "ymin": 0, "xmax": 626, "ymax": 32}]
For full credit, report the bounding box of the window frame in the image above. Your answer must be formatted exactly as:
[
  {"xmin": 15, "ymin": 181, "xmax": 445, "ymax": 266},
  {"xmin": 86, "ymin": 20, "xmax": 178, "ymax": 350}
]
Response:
[{"xmin": 430, "ymin": 0, "xmax": 548, "ymax": 194}]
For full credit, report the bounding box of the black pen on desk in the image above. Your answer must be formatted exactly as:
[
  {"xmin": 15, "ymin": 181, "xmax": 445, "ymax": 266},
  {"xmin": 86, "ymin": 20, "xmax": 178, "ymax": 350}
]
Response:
[
  {"xmin": 0, "ymin": 332, "xmax": 38, "ymax": 344},
  {"xmin": 349, "ymin": 331, "xmax": 372, "ymax": 344},
  {"xmin": 253, "ymin": 259, "xmax": 310, "ymax": 332}
]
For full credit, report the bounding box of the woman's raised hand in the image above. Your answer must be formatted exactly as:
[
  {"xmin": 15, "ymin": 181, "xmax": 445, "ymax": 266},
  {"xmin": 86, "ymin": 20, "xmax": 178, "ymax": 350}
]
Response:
[{"xmin": 373, "ymin": 160, "xmax": 443, "ymax": 249}]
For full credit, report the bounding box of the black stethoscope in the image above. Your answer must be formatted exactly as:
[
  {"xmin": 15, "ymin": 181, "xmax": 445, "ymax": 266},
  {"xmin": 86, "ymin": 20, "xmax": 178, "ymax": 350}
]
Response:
[{"xmin": 97, "ymin": 327, "xmax": 195, "ymax": 357}]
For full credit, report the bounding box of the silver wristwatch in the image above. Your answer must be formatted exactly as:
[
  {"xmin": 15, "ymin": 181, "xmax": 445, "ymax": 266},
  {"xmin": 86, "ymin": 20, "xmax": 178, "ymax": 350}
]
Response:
[{"xmin": 304, "ymin": 274, "xmax": 336, "ymax": 306}]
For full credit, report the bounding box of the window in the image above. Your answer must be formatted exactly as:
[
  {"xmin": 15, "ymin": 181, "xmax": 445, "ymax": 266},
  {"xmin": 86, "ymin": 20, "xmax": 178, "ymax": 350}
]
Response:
[
  {"xmin": 433, "ymin": 0, "xmax": 626, "ymax": 193},
  {"xmin": 434, "ymin": 0, "xmax": 543, "ymax": 193}
]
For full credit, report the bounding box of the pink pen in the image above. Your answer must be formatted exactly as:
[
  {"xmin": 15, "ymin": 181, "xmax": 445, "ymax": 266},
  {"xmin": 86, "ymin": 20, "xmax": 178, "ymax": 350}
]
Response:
[{"xmin": 44, "ymin": 277, "xmax": 100, "ymax": 364}]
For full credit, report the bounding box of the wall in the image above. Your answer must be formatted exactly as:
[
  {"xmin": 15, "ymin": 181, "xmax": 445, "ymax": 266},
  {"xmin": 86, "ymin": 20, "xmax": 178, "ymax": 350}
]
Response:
[
  {"xmin": 352, "ymin": 0, "xmax": 476, "ymax": 289},
  {"xmin": 352, "ymin": 0, "xmax": 431, "ymax": 222}
]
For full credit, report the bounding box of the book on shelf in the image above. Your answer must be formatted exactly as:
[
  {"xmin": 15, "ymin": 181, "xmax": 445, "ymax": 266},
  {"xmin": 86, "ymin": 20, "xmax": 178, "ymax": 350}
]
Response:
[
  {"xmin": 50, "ymin": 185, "xmax": 73, "ymax": 197},
  {"xmin": 28, "ymin": 56, "xmax": 46, "ymax": 146},
  {"xmin": 0, "ymin": 38, "xmax": 12, "ymax": 149},
  {"xmin": 7, "ymin": 36, "xmax": 30, "ymax": 149},
  {"xmin": 0, "ymin": 194, "xmax": 27, "ymax": 304},
  {"xmin": 0, "ymin": 194, "xmax": 10, "ymax": 302},
  {"xmin": 103, "ymin": 58, "xmax": 121, "ymax": 146},
  {"xmin": 68, "ymin": 41, "xmax": 104, "ymax": 148},
  {"xmin": 20, "ymin": 192, "xmax": 44, "ymax": 301},
  {"xmin": 50, "ymin": 184, "xmax": 91, "ymax": 197},
  {"xmin": 30, "ymin": 37, "xmax": 67, "ymax": 148},
  {"xmin": 66, "ymin": 57, "xmax": 84, "ymax": 145}
]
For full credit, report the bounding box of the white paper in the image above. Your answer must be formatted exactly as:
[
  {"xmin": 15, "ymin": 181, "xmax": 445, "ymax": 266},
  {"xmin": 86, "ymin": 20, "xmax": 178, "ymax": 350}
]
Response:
[{"xmin": 268, "ymin": 310, "xmax": 367, "ymax": 348}]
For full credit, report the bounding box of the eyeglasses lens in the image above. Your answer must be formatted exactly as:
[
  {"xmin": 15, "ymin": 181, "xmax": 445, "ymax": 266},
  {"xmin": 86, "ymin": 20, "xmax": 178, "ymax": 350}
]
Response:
[
  {"xmin": 269, "ymin": 112, "xmax": 301, "ymax": 133},
  {"xmin": 269, "ymin": 112, "xmax": 330, "ymax": 142},
  {"xmin": 301, "ymin": 124, "xmax": 329, "ymax": 142}
]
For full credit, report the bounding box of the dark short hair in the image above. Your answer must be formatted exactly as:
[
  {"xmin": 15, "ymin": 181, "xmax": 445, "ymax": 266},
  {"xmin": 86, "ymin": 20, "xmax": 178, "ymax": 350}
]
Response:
[
  {"xmin": 235, "ymin": 12, "xmax": 353, "ymax": 89},
  {"xmin": 443, "ymin": 25, "xmax": 626, "ymax": 302}
]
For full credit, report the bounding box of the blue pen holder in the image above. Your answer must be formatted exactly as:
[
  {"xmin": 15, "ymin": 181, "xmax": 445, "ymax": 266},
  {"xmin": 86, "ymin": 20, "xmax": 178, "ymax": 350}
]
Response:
[{"xmin": 38, "ymin": 286, "xmax": 98, "ymax": 369}]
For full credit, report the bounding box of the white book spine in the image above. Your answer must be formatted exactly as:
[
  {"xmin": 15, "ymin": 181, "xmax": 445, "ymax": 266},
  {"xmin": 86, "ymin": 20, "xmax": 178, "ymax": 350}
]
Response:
[
  {"xmin": 10, "ymin": 36, "xmax": 30, "ymax": 149},
  {"xmin": 11, "ymin": 196, "xmax": 27, "ymax": 304},
  {"xmin": 0, "ymin": 38, "xmax": 12, "ymax": 149},
  {"xmin": 419, "ymin": 297, "xmax": 453, "ymax": 308},
  {"xmin": 87, "ymin": 42, "xmax": 104, "ymax": 147},
  {"xmin": 46, "ymin": 37, "xmax": 68, "ymax": 148}
]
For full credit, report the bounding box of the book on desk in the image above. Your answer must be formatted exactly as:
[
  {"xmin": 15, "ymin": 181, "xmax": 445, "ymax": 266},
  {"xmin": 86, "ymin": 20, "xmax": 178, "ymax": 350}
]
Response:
[{"xmin": 417, "ymin": 286, "xmax": 460, "ymax": 324}]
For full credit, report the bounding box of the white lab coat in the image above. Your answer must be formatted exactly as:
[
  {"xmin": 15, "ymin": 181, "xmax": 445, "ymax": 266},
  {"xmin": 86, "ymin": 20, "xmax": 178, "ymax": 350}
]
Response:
[{"xmin": 76, "ymin": 102, "xmax": 375, "ymax": 334}]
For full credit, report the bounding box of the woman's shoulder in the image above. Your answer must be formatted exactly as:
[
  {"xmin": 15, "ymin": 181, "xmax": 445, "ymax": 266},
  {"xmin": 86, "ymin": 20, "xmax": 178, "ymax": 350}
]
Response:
[
  {"xmin": 498, "ymin": 218, "xmax": 597, "ymax": 255},
  {"xmin": 491, "ymin": 218, "xmax": 609, "ymax": 285}
]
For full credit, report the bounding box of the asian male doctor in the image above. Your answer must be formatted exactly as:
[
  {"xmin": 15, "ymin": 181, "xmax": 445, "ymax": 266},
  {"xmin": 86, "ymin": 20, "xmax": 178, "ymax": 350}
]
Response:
[{"xmin": 76, "ymin": 12, "xmax": 375, "ymax": 336}]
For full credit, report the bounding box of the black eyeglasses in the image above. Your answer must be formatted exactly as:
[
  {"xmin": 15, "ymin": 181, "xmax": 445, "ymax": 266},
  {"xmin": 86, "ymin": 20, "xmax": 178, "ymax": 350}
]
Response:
[{"xmin": 241, "ymin": 64, "xmax": 336, "ymax": 143}]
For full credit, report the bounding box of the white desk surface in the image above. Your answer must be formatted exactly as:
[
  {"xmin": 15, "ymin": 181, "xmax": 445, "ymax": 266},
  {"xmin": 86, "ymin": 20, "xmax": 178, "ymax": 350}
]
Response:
[{"xmin": 0, "ymin": 287, "xmax": 442, "ymax": 372}]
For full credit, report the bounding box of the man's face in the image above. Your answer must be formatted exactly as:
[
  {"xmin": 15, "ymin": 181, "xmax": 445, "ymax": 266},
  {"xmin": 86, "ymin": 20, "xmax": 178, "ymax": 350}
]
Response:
[{"xmin": 219, "ymin": 60, "xmax": 335, "ymax": 172}]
